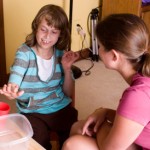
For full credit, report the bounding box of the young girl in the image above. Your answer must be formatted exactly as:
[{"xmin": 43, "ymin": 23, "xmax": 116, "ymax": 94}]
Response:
[
  {"xmin": 0, "ymin": 4, "xmax": 79, "ymax": 150},
  {"xmin": 62, "ymin": 14, "xmax": 150, "ymax": 150}
]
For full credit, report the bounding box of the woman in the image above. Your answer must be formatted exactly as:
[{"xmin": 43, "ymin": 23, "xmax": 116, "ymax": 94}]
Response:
[{"xmin": 62, "ymin": 14, "xmax": 150, "ymax": 150}]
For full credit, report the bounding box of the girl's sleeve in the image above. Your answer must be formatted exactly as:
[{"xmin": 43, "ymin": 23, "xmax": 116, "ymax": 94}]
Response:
[{"xmin": 9, "ymin": 48, "xmax": 29, "ymax": 87}]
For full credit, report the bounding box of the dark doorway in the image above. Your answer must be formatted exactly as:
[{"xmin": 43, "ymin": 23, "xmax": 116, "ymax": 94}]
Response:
[{"xmin": 0, "ymin": 0, "xmax": 7, "ymax": 86}]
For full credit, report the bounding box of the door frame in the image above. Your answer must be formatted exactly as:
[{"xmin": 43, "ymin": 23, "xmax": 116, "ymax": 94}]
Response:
[{"xmin": 0, "ymin": 0, "xmax": 7, "ymax": 86}]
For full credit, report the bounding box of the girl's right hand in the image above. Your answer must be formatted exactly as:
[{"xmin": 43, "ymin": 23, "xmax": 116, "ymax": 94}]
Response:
[
  {"xmin": 0, "ymin": 83, "xmax": 24, "ymax": 99},
  {"xmin": 61, "ymin": 51, "xmax": 80, "ymax": 71}
]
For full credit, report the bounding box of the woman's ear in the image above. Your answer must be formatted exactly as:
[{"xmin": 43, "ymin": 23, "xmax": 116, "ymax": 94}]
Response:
[
  {"xmin": 111, "ymin": 49, "xmax": 119, "ymax": 61},
  {"xmin": 109, "ymin": 49, "xmax": 121, "ymax": 69}
]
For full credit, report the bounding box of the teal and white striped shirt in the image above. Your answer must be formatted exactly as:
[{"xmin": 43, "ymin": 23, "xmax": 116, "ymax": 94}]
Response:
[{"xmin": 9, "ymin": 44, "xmax": 71, "ymax": 114}]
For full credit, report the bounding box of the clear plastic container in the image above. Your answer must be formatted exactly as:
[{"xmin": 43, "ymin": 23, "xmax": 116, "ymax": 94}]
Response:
[{"xmin": 0, "ymin": 113, "xmax": 33, "ymax": 150}]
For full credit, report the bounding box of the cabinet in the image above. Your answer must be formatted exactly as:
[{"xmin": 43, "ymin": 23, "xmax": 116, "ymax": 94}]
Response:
[
  {"xmin": 101, "ymin": 0, "xmax": 150, "ymax": 32},
  {"xmin": 141, "ymin": 4, "xmax": 150, "ymax": 31}
]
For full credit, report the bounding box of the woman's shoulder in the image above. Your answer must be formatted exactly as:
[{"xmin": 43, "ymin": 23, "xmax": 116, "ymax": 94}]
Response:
[
  {"xmin": 122, "ymin": 73, "xmax": 150, "ymax": 101},
  {"xmin": 131, "ymin": 73, "xmax": 150, "ymax": 88}
]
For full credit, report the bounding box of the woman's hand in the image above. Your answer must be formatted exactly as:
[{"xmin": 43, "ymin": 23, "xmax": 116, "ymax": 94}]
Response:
[
  {"xmin": 61, "ymin": 51, "xmax": 80, "ymax": 72},
  {"xmin": 0, "ymin": 83, "xmax": 24, "ymax": 99},
  {"xmin": 82, "ymin": 108, "xmax": 107, "ymax": 137}
]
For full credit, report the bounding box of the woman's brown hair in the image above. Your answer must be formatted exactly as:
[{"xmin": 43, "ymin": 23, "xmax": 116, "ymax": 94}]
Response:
[{"xmin": 96, "ymin": 13, "xmax": 150, "ymax": 76}]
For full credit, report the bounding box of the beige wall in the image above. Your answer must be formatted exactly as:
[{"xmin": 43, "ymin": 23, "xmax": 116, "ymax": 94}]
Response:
[
  {"xmin": 3, "ymin": 0, "xmax": 100, "ymax": 73},
  {"xmin": 71, "ymin": 1, "xmax": 100, "ymax": 51}
]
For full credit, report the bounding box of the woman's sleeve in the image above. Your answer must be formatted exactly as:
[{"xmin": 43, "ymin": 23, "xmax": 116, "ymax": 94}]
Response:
[{"xmin": 117, "ymin": 88, "xmax": 150, "ymax": 126}]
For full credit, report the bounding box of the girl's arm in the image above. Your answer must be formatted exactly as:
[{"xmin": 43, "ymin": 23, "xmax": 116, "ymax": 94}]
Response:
[
  {"xmin": 61, "ymin": 51, "xmax": 79, "ymax": 97},
  {"xmin": 0, "ymin": 83, "xmax": 24, "ymax": 99},
  {"xmin": 0, "ymin": 46, "xmax": 29, "ymax": 99}
]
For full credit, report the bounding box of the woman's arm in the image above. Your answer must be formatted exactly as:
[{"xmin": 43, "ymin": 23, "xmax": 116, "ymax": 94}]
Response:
[
  {"xmin": 82, "ymin": 108, "xmax": 115, "ymax": 137},
  {"xmin": 97, "ymin": 114, "xmax": 144, "ymax": 150},
  {"xmin": 82, "ymin": 107, "xmax": 143, "ymax": 150}
]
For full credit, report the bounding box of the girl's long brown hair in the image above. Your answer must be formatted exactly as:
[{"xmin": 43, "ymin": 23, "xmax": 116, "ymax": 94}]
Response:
[{"xmin": 25, "ymin": 4, "xmax": 70, "ymax": 50}]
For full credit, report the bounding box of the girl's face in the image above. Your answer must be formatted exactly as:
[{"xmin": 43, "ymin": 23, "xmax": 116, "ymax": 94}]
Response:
[{"xmin": 36, "ymin": 18, "xmax": 60, "ymax": 50}]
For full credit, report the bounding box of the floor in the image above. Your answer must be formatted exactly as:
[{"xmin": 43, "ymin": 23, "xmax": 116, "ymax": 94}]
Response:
[{"xmin": 74, "ymin": 59, "xmax": 128, "ymax": 120}]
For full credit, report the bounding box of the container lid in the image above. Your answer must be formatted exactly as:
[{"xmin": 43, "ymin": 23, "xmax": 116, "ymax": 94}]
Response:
[{"xmin": 0, "ymin": 113, "xmax": 33, "ymax": 147}]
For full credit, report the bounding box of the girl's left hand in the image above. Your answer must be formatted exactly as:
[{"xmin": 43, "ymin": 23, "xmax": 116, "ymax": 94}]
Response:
[{"xmin": 61, "ymin": 51, "xmax": 80, "ymax": 71}]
